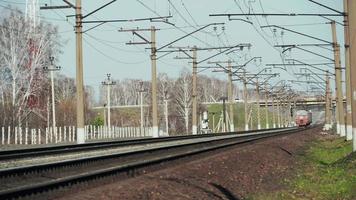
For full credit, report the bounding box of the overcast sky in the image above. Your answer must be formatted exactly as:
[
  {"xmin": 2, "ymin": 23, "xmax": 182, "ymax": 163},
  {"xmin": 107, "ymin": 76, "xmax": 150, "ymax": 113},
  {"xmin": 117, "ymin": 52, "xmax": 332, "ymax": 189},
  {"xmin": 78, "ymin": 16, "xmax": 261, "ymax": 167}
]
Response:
[{"xmin": 0, "ymin": 0, "xmax": 345, "ymax": 99}]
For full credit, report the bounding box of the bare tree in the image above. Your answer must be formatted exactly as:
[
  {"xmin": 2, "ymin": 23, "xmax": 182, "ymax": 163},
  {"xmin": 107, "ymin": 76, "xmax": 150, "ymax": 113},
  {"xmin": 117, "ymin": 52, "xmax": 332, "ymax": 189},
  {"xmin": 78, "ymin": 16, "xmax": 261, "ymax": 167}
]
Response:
[
  {"xmin": 174, "ymin": 70, "xmax": 192, "ymax": 133},
  {"xmin": 0, "ymin": 9, "xmax": 60, "ymax": 127}
]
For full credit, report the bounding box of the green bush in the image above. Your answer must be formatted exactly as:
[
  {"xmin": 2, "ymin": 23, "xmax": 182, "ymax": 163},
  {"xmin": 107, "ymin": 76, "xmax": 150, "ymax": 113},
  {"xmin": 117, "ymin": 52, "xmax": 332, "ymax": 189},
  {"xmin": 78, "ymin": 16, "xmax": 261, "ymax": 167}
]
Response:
[{"xmin": 92, "ymin": 116, "xmax": 104, "ymax": 126}]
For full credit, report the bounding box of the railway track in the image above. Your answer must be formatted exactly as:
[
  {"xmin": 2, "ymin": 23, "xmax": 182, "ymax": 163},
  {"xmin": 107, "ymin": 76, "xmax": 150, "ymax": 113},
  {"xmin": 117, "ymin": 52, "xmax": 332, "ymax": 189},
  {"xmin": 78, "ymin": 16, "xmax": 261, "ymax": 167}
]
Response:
[
  {"xmin": 0, "ymin": 127, "xmax": 284, "ymax": 161},
  {"xmin": 0, "ymin": 127, "xmax": 311, "ymax": 199}
]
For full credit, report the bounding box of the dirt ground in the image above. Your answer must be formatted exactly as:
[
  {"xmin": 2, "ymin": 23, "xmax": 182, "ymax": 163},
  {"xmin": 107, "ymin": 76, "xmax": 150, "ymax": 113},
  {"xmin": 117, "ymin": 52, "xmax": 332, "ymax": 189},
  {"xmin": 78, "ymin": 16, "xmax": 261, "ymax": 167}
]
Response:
[{"xmin": 58, "ymin": 128, "xmax": 319, "ymax": 200}]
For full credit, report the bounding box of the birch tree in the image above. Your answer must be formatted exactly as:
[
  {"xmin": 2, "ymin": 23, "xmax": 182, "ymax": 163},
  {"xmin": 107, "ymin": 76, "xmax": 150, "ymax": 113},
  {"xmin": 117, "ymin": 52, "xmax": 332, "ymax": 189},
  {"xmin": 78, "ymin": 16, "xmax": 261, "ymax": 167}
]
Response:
[
  {"xmin": 174, "ymin": 70, "xmax": 192, "ymax": 133},
  {"xmin": 0, "ymin": 9, "xmax": 60, "ymax": 127}
]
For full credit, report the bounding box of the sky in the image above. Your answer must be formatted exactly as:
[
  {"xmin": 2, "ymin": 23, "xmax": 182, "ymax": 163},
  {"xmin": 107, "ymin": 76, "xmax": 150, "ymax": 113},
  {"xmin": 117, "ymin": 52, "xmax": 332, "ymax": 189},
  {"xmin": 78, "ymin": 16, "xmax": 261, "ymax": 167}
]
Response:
[{"xmin": 0, "ymin": 0, "xmax": 345, "ymax": 100}]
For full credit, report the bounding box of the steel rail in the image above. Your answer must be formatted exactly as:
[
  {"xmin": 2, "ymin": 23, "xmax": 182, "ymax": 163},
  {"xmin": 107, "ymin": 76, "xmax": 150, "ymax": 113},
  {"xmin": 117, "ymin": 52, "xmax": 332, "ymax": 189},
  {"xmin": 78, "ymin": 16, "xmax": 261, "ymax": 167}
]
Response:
[
  {"xmin": 0, "ymin": 127, "xmax": 287, "ymax": 161},
  {"xmin": 0, "ymin": 126, "xmax": 313, "ymax": 199},
  {"xmin": 0, "ymin": 128, "xmax": 297, "ymax": 176}
]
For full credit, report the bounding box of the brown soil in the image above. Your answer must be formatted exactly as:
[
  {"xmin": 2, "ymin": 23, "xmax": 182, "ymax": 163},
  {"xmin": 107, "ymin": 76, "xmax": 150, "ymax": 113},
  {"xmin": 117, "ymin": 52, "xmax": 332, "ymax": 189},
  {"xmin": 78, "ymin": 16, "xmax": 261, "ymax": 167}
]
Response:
[{"xmin": 57, "ymin": 127, "xmax": 319, "ymax": 200}]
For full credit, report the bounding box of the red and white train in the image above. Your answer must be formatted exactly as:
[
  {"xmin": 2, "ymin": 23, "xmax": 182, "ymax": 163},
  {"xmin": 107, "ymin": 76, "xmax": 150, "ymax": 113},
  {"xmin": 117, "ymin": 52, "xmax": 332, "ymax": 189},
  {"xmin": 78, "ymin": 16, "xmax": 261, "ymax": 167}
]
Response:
[{"xmin": 295, "ymin": 110, "xmax": 312, "ymax": 127}]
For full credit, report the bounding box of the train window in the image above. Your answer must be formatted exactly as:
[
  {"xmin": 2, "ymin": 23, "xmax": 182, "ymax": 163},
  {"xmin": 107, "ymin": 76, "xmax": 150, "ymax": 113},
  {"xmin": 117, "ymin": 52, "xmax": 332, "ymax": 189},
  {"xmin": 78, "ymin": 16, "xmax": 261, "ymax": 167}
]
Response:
[{"xmin": 296, "ymin": 110, "xmax": 308, "ymax": 116}]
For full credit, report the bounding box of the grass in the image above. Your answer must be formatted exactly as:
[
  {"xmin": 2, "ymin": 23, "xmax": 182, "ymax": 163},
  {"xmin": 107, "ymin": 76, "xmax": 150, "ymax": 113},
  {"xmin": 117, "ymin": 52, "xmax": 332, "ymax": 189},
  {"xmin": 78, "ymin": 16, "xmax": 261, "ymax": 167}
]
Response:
[{"xmin": 250, "ymin": 136, "xmax": 356, "ymax": 200}]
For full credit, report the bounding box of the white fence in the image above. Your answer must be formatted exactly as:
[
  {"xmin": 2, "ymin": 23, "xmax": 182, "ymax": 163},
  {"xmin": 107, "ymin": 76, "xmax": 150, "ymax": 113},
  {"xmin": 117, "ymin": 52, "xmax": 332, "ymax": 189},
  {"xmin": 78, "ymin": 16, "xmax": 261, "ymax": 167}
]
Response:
[{"xmin": 0, "ymin": 126, "xmax": 152, "ymax": 145}]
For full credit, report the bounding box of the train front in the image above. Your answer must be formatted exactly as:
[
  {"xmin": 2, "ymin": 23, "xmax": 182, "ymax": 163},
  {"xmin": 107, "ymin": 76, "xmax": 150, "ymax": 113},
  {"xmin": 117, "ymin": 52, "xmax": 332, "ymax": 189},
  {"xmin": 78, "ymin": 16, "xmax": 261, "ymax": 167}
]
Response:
[{"xmin": 295, "ymin": 110, "xmax": 312, "ymax": 127}]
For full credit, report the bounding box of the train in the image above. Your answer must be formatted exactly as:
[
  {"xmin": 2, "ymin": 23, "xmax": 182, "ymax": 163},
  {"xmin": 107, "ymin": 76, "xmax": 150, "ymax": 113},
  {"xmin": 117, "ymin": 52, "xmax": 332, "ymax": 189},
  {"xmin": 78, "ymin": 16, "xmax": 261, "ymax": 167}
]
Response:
[{"xmin": 295, "ymin": 110, "xmax": 312, "ymax": 127}]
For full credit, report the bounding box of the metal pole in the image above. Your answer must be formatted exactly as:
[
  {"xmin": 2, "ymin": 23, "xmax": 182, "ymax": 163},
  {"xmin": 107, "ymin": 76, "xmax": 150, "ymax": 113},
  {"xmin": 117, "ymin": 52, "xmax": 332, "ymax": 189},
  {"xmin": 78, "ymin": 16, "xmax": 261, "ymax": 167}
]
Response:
[
  {"xmin": 228, "ymin": 60, "xmax": 235, "ymax": 131},
  {"xmin": 103, "ymin": 106, "xmax": 106, "ymax": 126},
  {"xmin": 265, "ymin": 83, "xmax": 269, "ymax": 129},
  {"xmin": 288, "ymin": 100, "xmax": 292, "ymax": 127},
  {"xmin": 165, "ymin": 99, "xmax": 169, "ymax": 135},
  {"xmin": 102, "ymin": 74, "xmax": 115, "ymax": 136},
  {"xmin": 331, "ymin": 21, "xmax": 346, "ymax": 136},
  {"xmin": 140, "ymin": 90, "xmax": 144, "ymax": 135},
  {"xmin": 192, "ymin": 47, "xmax": 198, "ymax": 135},
  {"xmin": 325, "ymin": 72, "xmax": 332, "ymax": 130},
  {"xmin": 107, "ymin": 83, "xmax": 111, "ymax": 135},
  {"xmin": 50, "ymin": 70, "xmax": 56, "ymax": 135},
  {"xmin": 293, "ymin": 99, "xmax": 297, "ymax": 126},
  {"xmin": 222, "ymin": 98, "xmax": 227, "ymax": 132},
  {"xmin": 150, "ymin": 26, "xmax": 159, "ymax": 138},
  {"xmin": 347, "ymin": 0, "xmax": 356, "ymax": 151},
  {"xmin": 44, "ymin": 56, "xmax": 60, "ymax": 142},
  {"xmin": 47, "ymin": 97, "xmax": 50, "ymax": 131},
  {"xmin": 344, "ymin": 0, "xmax": 353, "ymax": 141},
  {"xmin": 212, "ymin": 113, "xmax": 215, "ymax": 132},
  {"xmin": 277, "ymin": 99, "xmax": 281, "ymax": 127},
  {"xmin": 286, "ymin": 103, "xmax": 289, "ymax": 127},
  {"xmin": 256, "ymin": 78, "xmax": 261, "ymax": 130},
  {"xmin": 272, "ymin": 97, "xmax": 276, "ymax": 128},
  {"xmin": 243, "ymin": 69, "xmax": 249, "ymax": 131},
  {"xmin": 75, "ymin": 0, "xmax": 85, "ymax": 144}
]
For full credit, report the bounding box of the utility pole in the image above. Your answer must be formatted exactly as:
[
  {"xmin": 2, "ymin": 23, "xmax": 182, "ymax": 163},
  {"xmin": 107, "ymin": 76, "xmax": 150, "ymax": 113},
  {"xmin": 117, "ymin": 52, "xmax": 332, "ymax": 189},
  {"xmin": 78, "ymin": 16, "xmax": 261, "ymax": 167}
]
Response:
[
  {"xmin": 347, "ymin": 0, "xmax": 356, "ymax": 151},
  {"xmin": 331, "ymin": 21, "xmax": 345, "ymax": 136},
  {"xmin": 209, "ymin": 59, "xmax": 247, "ymax": 132},
  {"xmin": 243, "ymin": 69, "xmax": 249, "ymax": 131},
  {"xmin": 344, "ymin": 0, "xmax": 353, "ymax": 141},
  {"xmin": 212, "ymin": 112, "xmax": 216, "ymax": 131},
  {"xmin": 167, "ymin": 44, "xmax": 250, "ymax": 134},
  {"xmin": 103, "ymin": 104, "xmax": 107, "ymax": 126},
  {"xmin": 43, "ymin": 56, "xmax": 61, "ymax": 142},
  {"xmin": 119, "ymin": 25, "xmax": 222, "ymax": 137},
  {"xmin": 118, "ymin": 27, "xmax": 160, "ymax": 138},
  {"xmin": 283, "ymin": 100, "xmax": 287, "ymax": 127},
  {"xmin": 139, "ymin": 81, "xmax": 145, "ymax": 136},
  {"xmin": 192, "ymin": 47, "xmax": 198, "ymax": 135},
  {"xmin": 289, "ymin": 97, "xmax": 294, "ymax": 127},
  {"xmin": 164, "ymin": 97, "xmax": 169, "ymax": 135},
  {"xmin": 75, "ymin": 0, "xmax": 85, "ymax": 143},
  {"xmin": 102, "ymin": 74, "xmax": 116, "ymax": 136},
  {"xmin": 272, "ymin": 97, "xmax": 276, "ymax": 128},
  {"xmin": 227, "ymin": 60, "xmax": 235, "ymax": 132},
  {"xmin": 163, "ymin": 90, "xmax": 169, "ymax": 136},
  {"xmin": 277, "ymin": 98, "xmax": 281, "ymax": 128},
  {"xmin": 288, "ymin": 100, "xmax": 292, "ymax": 127},
  {"xmin": 150, "ymin": 26, "xmax": 159, "ymax": 137},
  {"xmin": 264, "ymin": 83, "xmax": 269, "ymax": 129},
  {"xmin": 41, "ymin": 1, "xmax": 164, "ymax": 143},
  {"xmin": 325, "ymin": 72, "xmax": 332, "ymax": 130},
  {"xmin": 236, "ymin": 67, "xmax": 275, "ymax": 130},
  {"xmin": 221, "ymin": 97, "xmax": 228, "ymax": 132},
  {"xmin": 256, "ymin": 78, "xmax": 261, "ymax": 130}
]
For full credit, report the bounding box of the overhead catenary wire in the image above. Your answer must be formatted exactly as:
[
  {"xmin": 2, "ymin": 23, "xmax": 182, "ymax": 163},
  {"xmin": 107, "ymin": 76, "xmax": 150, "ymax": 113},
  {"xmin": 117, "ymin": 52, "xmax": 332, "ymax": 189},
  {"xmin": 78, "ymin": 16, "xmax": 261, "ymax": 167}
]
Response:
[
  {"xmin": 136, "ymin": 0, "xmax": 217, "ymax": 48},
  {"xmin": 0, "ymin": 3, "xmax": 67, "ymax": 22},
  {"xmin": 83, "ymin": 35, "xmax": 147, "ymax": 65},
  {"xmin": 84, "ymin": 32, "xmax": 147, "ymax": 54}
]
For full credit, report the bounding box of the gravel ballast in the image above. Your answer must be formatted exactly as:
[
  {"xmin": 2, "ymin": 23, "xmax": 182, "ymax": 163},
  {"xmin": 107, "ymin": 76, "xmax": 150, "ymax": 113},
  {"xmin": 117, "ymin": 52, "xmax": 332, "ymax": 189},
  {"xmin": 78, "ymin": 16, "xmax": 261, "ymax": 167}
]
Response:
[{"xmin": 55, "ymin": 127, "xmax": 319, "ymax": 200}]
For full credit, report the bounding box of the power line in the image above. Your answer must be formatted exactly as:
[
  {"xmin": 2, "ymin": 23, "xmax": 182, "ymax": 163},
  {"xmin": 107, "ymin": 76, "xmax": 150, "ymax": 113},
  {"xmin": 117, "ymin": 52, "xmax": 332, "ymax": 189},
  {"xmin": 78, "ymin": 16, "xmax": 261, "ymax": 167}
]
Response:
[
  {"xmin": 180, "ymin": 0, "xmax": 199, "ymax": 26},
  {"xmin": 168, "ymin": 0, "xmax": 194, "ymax": 27},
  {"xmin": 83, "ymin": 35, "xmax": 147, "ymax": 65},
  {"xmin": 84, "ymin": 32, "xmax": 146, "ymax": 54},
  {"xmin": 0, "ymin": 3, "xmax": 68, "ymax": 22},
  {"xmin": 136, "ymin": 0, "xmax": 216, "ymax": 48},
  {"xmin": 0, "ymin": 0, "xmax": 26, "ymax": 5},
  {"xmin": 232, "ymin": 0, "xmax": 277, "ymax": 50}
]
